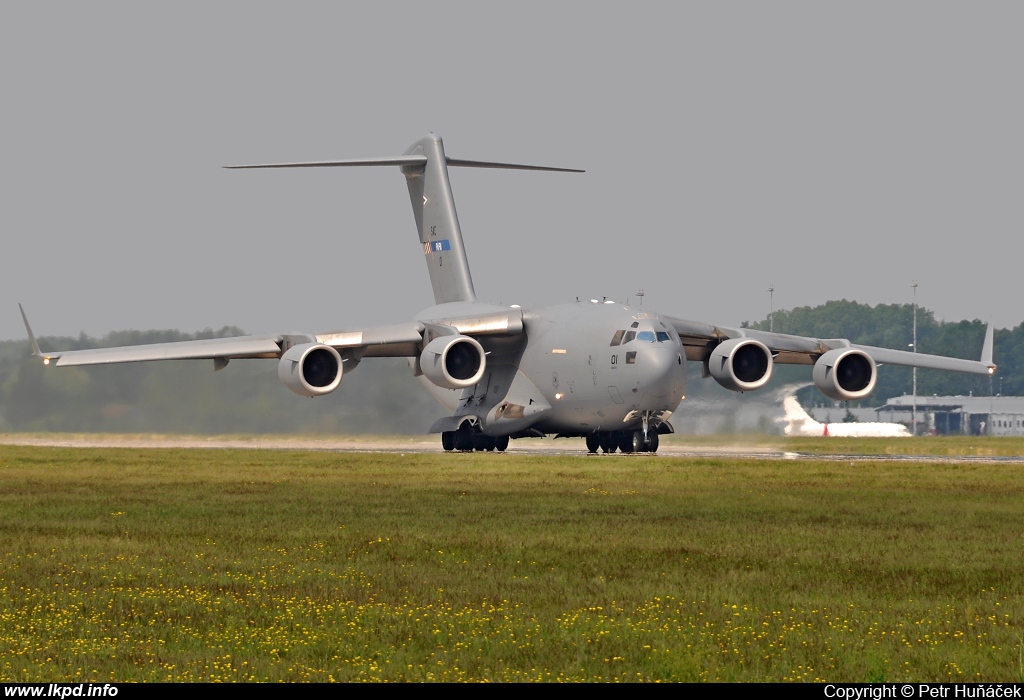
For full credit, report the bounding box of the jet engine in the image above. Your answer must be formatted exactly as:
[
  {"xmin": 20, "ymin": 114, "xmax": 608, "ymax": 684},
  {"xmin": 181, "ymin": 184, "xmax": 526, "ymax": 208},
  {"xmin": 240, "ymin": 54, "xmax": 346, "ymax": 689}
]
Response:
[
  {"xmin": 812, "ymin": 348, "xmax": 877, "ymax": 401},
  {"xmin": 708, "ymin": 338, "xmax": 773, "ymax": 392},
  {"xmin": 420, "ymin": 335, "xmax": 486, "ymax": 390},
  {"xmin": 277, "ymin": 343, "xmax": 343, "ymax": 397}
]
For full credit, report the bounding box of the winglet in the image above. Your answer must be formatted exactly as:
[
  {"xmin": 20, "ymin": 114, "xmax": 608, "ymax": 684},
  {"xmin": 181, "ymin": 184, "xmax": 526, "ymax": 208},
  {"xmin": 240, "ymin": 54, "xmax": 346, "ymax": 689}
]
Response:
[
  {"xmin": 981, "ymin": 323, "xmax": 995, "ymax": 373},
  {"xmin": 18, "ymin": 304, "xmax": 59, "ymax": 365}
]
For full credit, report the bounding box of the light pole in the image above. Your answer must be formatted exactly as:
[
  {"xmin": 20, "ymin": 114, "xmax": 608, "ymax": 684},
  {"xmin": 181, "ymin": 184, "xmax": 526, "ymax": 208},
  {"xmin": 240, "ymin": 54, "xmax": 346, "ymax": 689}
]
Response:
[
  {"xmin": 768, "ymin": 284, "xmax": 774, "ymax": 332},
  {"xmin": 911, "ymin": 281, "xmax": 918, "ymax": 436}
]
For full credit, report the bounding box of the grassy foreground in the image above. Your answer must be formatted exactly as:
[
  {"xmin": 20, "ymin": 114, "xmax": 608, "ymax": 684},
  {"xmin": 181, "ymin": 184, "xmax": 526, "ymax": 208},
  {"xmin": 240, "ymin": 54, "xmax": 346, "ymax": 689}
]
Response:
[
  {"xmin": 662, "ymin": 434, "xmax": 1024, "ymax": 457},
  {"xmin": 0, "ymin": 446, "xmax": 1021, "ymax": 682}
]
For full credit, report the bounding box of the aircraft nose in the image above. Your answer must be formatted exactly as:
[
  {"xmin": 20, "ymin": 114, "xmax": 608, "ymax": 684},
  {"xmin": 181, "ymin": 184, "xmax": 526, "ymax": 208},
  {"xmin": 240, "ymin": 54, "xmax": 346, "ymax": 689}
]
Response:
[{"xmin": 638, "ymin": 345, "xmax": 678, "ymax": 398}]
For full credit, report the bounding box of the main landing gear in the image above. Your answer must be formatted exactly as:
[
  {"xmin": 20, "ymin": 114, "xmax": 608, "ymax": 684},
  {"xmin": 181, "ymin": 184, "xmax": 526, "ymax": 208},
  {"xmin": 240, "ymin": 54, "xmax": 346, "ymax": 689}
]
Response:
[
  {"xmin": 585, "ymin": 429, "xmax": 659, "ymax": 454},
  {"xmin": 441, "ymin": 424, "xmax": 509, "ymax": 452}
]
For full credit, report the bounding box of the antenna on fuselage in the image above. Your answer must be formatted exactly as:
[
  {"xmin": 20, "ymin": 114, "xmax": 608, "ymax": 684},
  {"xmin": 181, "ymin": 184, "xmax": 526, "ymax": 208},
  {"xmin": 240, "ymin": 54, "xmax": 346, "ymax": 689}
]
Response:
[{"xmin": 636, "ymin": 288, "xmax": 644, "ymax": 307}]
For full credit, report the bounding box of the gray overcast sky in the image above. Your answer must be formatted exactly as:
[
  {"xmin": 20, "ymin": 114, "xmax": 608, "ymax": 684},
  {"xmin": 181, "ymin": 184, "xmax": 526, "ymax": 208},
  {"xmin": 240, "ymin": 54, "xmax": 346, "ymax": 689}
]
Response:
[{"xmin": 2, "ymin": 3, "xmax": 1021, "ymax": 342}]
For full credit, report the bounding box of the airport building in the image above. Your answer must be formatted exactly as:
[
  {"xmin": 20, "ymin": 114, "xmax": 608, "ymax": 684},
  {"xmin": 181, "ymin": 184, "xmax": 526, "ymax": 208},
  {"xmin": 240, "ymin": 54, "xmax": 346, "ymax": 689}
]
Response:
[{"xmin": 811, "ymin": 395, "xmax": 1024, "ymax": 436}]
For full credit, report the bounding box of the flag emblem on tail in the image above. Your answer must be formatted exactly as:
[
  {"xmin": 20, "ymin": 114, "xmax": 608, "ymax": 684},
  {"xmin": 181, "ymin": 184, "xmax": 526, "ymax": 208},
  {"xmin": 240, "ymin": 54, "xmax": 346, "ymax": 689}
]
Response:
[{"xmin": 424, "ymin": 239, "xmax": 451, "ymax": 254}]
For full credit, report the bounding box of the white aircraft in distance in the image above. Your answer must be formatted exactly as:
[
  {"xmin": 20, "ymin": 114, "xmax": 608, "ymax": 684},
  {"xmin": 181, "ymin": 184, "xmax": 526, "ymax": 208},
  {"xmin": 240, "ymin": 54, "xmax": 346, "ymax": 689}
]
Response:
[
  {"xmin": 20, "ymin": 134, "xmax": 996, "ymax": 453},
  {"xmin": 778, "ymin": 392, "xmax": 910, "ymax": 437}
]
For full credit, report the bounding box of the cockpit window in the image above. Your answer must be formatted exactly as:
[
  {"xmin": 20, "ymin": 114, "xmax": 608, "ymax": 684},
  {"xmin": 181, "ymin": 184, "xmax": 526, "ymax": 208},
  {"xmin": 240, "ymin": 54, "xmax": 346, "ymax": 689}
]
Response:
[{"xmin": 616, "ymin": 329, "xmax": 673, "ymax": 345}]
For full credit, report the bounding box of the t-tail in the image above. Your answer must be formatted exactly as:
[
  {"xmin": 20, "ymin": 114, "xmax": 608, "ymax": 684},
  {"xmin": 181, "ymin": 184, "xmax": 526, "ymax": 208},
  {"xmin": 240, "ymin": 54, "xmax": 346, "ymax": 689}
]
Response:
[{"xmin": 226, "ymin": 133, "xmax": 582, "ymax": 305}]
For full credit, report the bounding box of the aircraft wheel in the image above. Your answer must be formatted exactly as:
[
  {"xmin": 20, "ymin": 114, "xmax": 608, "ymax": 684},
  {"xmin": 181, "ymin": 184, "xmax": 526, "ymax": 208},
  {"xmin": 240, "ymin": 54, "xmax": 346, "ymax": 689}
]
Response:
[
  {"xmin": 495, "ymin": 436, "xmax": 510, "ymax": 452},
  {"xmin": 454, "ymin": 426, "xmax": 475, "ymax": 451},
  {"xmin": 600, "ymin": 433, "xmax": 616, "ymax": 453},
  {"xmin": 441, "ymin": 431, "xmax": 455, "ymax": 451},
  {"xmin": 476, "ymin": 436, "xmax": 496, "ymax": 452},
  {"xmin": 629, "ymin": 430, "xmax": 645, "ymax": 453},
  {"xmin": 585, "ymin": 434, "xmax": 600, "ymax": 453},
  {"xmin": 646, "ymin": 429, "xmax": 660, "ymax": 453},
  {"xmin": 620, "ymin": 432, "xmax": 636, "ymax": 453}
]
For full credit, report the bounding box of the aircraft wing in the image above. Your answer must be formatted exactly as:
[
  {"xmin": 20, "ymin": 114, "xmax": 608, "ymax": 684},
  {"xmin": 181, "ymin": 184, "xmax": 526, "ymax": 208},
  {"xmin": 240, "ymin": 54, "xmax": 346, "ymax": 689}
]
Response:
[
  {"xmin": 20, "ymin": 301, "xmax": 526, "ymax": 368},
  {"xmin": 668, "ymin": 317, "xmax": 995, "ymax": 375},
  {"xmin": 44, "ymin": 335, "xmax": 284, "ymax": 367},
  {"xmin": 20, "ymin": 303, "xmax": 428, "ymax": 368}
]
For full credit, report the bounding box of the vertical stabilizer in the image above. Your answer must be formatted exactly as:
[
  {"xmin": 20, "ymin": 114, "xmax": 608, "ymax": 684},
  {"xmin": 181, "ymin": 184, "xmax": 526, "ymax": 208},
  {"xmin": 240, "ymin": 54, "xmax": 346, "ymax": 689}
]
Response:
[
  {"xmin": 225, "ymin": 134, "xmax": 581, "ymax": 306},
  {"xmin": 401, "ymin": 134, "xmax": 476, "ymax": 304}
]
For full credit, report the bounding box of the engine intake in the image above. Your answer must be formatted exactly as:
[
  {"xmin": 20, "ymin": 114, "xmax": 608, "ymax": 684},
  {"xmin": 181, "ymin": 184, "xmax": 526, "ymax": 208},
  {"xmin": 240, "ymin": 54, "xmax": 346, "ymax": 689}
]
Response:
[
  {"xmin": 420, "ymin": 335, "xmax": 486, "ymax": 390},
  {"xmin": 708, "ymin": 338, "xmax": 773, "ymax": 392},
  {"xmin": 278, "ymin": 343, "xmax": 343, "ymax": 397},
  {"xmin": 812, "ymin": 348, "xmax": 877, "ymax": 401}
]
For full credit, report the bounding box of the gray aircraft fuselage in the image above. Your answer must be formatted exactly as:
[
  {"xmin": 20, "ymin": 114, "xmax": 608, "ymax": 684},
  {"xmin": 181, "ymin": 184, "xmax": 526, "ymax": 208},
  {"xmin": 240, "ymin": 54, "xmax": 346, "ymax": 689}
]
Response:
[{"xmin": 416, "ymin": 300, "xmax": 687, "ymax": 437}]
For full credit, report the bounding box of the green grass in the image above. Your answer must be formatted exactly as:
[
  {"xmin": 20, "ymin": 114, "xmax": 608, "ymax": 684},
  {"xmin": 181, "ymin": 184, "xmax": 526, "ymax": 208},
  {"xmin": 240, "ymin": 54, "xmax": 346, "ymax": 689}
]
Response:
[
  {"xmin": 663, "ymin": 434, "xmax": 1024, "ymax": 457},
  {"xmin": 0, "ymin": 446, "xmax": 1021, "ymax": 681}
]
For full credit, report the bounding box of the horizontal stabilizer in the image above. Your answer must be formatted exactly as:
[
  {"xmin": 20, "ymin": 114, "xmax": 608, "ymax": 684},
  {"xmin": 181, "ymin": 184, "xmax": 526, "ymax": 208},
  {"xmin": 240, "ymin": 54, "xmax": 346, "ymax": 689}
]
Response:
[
  {"xmin": 226, "ymin": 157, "xmax": 582, "ymax": 173},
  {"xmin": 445, "ymin": 158, "xmax": 583, "ymax": 173},
  {"xmin": 224, "ymin": 156, "xmax": 428, "ymax": 169},
  {"xmin": 226, "ymin": 134, "xmax": 583, "ymax": 306}
]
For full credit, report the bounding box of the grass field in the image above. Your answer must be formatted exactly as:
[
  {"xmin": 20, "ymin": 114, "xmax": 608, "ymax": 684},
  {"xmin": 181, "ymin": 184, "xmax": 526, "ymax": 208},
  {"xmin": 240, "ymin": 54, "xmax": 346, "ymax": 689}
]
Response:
[
  {"xmin": 662, "ymin": 434, "xmax": 1024, "ymax": 457},
  {"xmin": 0, "ymin": 445, "xmax": 1022, "ymax": 682}
]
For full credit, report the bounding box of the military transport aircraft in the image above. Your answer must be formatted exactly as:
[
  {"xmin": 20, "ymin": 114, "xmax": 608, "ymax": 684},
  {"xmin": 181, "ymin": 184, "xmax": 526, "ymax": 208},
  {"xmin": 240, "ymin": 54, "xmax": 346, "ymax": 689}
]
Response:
[{"xmin": 19, "ymin": 134, "xmax": 996, "ymax": 453}]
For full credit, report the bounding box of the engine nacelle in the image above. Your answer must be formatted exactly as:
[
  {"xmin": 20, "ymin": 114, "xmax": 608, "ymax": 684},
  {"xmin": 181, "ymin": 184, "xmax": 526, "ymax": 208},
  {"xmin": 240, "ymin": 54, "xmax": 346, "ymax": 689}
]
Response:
[
  {"xmin": 812, "ymin": 348, "xmax": 877, "ymax": 401},
  {"xmin": 277, "ymin": 343, "xmax": 343, "ymax": 397},
  {"xmin": 708, "ymin": 338, "xmax": 773, "ymax": 392},
  {"xmin": 420, "ymin": 335, "xmax": 486, "ymax": 390}
]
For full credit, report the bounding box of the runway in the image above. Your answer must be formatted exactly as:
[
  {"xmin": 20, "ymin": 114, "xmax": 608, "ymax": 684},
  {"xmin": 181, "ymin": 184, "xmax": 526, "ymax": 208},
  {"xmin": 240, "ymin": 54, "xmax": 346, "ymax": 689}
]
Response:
[
  {"xmin": 0, "ymin": 432, "xmax": 773, "ymax": 457},
  {"xmin": 3, "ymin": 433, "xmax": 1024, "ymax": 463}
]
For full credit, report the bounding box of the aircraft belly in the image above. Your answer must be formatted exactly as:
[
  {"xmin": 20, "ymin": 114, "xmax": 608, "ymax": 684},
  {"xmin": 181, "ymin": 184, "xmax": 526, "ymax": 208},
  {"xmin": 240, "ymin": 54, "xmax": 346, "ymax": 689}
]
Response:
[{"xmin": 478, "ymin": 367, "xmax": 552, "ymax": 436}]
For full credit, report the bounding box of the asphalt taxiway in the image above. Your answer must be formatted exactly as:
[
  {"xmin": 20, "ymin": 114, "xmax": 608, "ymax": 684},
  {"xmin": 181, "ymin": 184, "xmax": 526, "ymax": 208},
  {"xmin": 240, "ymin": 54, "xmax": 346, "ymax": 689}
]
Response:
[{"xmin": 2, "ymin": 433, "xmax": 1024, "ymax": 463}]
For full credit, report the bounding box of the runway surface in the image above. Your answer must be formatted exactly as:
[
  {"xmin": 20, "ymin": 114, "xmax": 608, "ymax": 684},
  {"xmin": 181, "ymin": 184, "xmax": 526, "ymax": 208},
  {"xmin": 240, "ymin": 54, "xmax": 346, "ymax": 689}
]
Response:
[{"xmin": 3, "ymin": 433, "xmax": 1024, "ymax": 463}]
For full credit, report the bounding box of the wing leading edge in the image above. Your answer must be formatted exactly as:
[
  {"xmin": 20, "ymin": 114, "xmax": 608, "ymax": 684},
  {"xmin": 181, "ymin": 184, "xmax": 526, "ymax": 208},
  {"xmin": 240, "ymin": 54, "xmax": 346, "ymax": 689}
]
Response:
[{"xmin": 49, "ymin": 335, "xmax": 284, "ymax": 367}]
